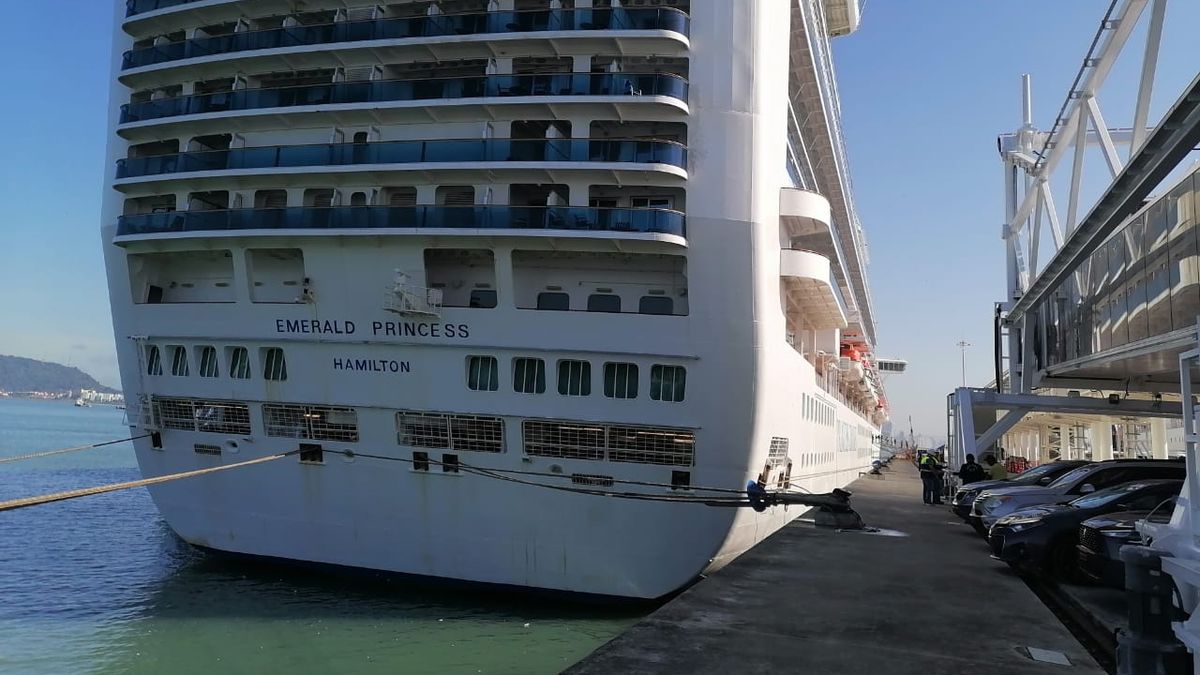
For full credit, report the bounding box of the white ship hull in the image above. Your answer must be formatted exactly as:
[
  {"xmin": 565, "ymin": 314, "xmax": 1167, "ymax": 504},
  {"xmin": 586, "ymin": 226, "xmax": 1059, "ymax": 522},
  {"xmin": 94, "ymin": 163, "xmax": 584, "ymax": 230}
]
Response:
[{"xmin": 102, "ymin": 0, "xmax": 884, "ymax": 599}]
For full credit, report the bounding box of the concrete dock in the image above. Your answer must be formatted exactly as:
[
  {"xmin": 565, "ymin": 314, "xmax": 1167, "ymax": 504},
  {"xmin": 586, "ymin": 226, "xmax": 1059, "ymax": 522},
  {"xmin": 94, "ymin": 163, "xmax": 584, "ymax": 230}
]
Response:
[{"xmin": 566, "ymin": 462, "xmax": 1106, "ymax": 674}]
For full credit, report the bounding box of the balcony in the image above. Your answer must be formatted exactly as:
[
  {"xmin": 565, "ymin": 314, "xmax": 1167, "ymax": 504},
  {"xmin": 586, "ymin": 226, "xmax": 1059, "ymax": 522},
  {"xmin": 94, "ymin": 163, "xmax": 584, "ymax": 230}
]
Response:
[
  {"xmin": 116, "ymin": 138, "xmax": 687, "ymax": 180},
  {"xmin": 123, "ymin": 9, "xmax": 689, "ymax": 70},
  {"xmin": 120, "ymin": 72, "xmax": 689, "ymax": 125},
  {"xmin": 115, "ymin": 205, "xmax": 686, "ymax": 239},
  {"xmin": 126, "ymin": 0, "xmax": 202, "ymax": 16},
  {"xmin": 780, "ymin": 249, "xmax": 848, "ymax": 330}
]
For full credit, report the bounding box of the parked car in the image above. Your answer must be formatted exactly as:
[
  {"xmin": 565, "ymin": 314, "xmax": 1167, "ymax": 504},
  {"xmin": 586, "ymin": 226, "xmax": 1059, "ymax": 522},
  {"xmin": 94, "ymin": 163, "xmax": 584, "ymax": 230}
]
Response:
[
  {"xmin": 988, "ymin": 479, "xmax": 1182, "ymax": 579},
  {"xmin": 1077, "ymin": 501, "xmax": 1177, "ymax": 587},
  {"xmin": 951, "ymin": 460, "xmax": 1091, "ymax": 522},
  {"xmin": 971, "ymin": 458, "xmax": 1184, "ymax": 530}
]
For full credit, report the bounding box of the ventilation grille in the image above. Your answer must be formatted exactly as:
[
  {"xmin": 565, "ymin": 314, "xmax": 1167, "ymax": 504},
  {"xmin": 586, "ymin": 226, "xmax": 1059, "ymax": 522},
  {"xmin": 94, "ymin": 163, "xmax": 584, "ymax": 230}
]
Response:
[
  {"xmin": 571, "ymin": 474, "xmax": 615, "ymax": 487},
  {"xmin": 263, "ymin": 404, "xmax": 359, "ymax": 442},
  {"xmin": 193, "ymin": 443, "xmax": 222, "ymax": 456},
  {"xmin": 522, "ymin": 420, "xmax": 606, "ymax": 460},
  {"xmin": 152, "ymin": 397, "xmax": 251, "ymax": 435},
  {"xmin": 523, "ymin": 420, "xmax": 695, "ymax": 466},
  {"xmin": 395, "ymin": 411, "xmax": 504, "ymax": 453},
  {"xmin": 768, "ymin": 437, "xmax": 790, "ymax": 467}
]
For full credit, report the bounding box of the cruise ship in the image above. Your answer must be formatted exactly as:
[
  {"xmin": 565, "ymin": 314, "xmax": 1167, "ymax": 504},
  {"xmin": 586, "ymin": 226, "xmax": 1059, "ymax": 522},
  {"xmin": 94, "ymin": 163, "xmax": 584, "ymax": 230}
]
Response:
[{"xmin": 102, "ymin": 0, "xmax": 887, "ymax": 599}]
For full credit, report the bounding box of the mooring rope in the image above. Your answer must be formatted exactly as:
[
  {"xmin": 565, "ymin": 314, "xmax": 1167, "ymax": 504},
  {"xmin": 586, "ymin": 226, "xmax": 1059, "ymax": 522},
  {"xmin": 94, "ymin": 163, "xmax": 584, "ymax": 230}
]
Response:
[
  {"xmin": 0, "ymin": 434, "xmax": 153, "ymax": 465},
  {"xmin": 0, "ymin": 451, "xmax": 296, "ymax": 513}
]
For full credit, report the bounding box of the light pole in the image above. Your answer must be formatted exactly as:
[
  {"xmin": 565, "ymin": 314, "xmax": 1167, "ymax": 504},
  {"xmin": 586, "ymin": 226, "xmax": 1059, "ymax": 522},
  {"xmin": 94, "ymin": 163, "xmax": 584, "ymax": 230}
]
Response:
[{"xmin": 956, "ymin": 340, "xmax": 971, "ymax": 388}]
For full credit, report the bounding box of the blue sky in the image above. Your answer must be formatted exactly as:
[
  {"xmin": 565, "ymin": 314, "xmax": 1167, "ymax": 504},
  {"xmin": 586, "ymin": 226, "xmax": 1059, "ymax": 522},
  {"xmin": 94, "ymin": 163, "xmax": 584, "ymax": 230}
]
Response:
[{"xmin": 0, "ymin": 1, "xmax": 1196, "ymax": 439}]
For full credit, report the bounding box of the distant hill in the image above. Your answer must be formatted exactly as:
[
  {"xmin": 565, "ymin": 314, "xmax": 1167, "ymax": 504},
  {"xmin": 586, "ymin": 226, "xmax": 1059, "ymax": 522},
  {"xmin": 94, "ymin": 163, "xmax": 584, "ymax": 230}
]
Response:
[{"xmin": 0, "ymin": 355, "xmax": 117, "ymax": 394}]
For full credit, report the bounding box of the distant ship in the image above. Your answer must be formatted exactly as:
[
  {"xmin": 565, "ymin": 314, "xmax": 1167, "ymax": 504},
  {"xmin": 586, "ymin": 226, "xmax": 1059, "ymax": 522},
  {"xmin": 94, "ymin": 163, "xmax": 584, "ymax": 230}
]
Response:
[
  {"xmin": 103, "ymin": 0, "xmax": 887, "ymax": 598},
  {"xmin": 74, "ymin": 398, "xmax": 91, "ymax": 408}
]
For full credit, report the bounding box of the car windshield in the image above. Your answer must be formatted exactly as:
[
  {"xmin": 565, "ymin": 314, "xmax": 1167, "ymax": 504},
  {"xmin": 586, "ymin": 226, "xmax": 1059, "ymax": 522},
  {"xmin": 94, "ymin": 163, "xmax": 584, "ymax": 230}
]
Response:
[
  {"xmin": 1011, "ymin": 463, "xmax": 1073, "ymax": 484},
  {"xmin": 1068, "ymin": 482, "xmax": 1151, "ymax": 509},
  {"xmin": 1048, "ymin": 465, "xmax": 1095, "ymax": 489}
]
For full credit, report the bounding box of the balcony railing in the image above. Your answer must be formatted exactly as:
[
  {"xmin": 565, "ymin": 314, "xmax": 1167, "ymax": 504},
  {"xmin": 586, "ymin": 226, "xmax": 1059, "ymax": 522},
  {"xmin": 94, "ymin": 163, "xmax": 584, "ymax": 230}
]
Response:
[
  {"xmin": 116, "ymin": 138, "xmax": 687, "ymax": 179},
  {"xmin": 126, "ymin": 0, "xmax": 201, "ymax": 16},
  {"xmin": 116, "ymin": 205, "xmax": 686, "ymax": 237},
  {"xmin": 123, "ymin": 8, "xmax": 689, "ymax": 68},
  {"xmin": 120, "ymin": 72, "xmax": 689, "ymax": 124}
]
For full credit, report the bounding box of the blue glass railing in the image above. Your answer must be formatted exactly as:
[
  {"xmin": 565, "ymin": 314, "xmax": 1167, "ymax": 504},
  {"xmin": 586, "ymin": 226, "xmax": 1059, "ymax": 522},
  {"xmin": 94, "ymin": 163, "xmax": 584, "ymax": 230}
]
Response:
[
  {"xmin": 116, "ymin": 206, "xmax": 686, "ymax": 237},
  {"xmin": 126, "ymin": 0, "xmax": 202, "ymax": 17},
  {"xmin": 120, "ymin": 72, "xmax": 688, "ymax": 124},
  {"xmin": 123, "ymin": 9, "xmax": 689, "ymax": 68},
  {"xmin": 116, "ymin": 138, "xmax": 687, "ymax": 179}
]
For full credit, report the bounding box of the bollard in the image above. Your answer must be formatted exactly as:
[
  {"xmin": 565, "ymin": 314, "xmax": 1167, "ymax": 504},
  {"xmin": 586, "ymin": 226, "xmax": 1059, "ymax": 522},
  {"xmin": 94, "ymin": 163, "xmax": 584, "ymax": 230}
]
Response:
[{"xmin": 1116, "ymin": 546, "xmax": 1190, "ymax": 675}]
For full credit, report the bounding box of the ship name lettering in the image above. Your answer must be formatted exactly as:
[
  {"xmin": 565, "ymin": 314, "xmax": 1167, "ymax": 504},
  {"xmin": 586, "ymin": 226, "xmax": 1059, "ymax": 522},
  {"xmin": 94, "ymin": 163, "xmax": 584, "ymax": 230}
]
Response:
[
  {"xmin": 276, "ymin": 319, "xmax": 356, "ymax": 335},
  {"xmin": 371, "ymin": 321, "xmax": 470, "ymax": 339},
  {"xmin": 333, "ymin": 358, "xmax": 411, "ymax": 373}
]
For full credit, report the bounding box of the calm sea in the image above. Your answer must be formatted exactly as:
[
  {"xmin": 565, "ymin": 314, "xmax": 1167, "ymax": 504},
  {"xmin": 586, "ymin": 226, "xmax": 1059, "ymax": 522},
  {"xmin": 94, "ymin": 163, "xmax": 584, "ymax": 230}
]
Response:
[{"xmin": 0, "ymin": 399, "xmax": 641, "ymax": 675}]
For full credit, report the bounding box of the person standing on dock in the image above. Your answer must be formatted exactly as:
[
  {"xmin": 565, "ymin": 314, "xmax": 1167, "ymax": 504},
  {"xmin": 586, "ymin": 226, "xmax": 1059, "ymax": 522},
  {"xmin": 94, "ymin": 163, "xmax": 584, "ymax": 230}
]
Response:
[
  {"xmin": 919, "ymin": 452, "xmax": 944, "ymax": 505},
  {"xmin": 983, "ymin": 454, "xmax": 1008, "ymax": 481},
  {"xmin": 956, "ymin": 454, "xmax": 986, "ymax": 485}
]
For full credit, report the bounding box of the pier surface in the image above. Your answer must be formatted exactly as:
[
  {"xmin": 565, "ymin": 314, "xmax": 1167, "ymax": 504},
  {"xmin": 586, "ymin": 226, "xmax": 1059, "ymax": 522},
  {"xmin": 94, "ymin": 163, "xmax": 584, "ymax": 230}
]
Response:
[{"xmin": 566, "ymin": 462, "xmax": 1105, "ymax": 674}]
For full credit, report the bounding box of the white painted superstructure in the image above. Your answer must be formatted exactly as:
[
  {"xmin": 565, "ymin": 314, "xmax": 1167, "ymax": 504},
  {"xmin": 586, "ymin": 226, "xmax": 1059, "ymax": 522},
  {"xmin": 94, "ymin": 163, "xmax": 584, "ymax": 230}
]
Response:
[{"xmin": 102, "ymin": 0, "xmax": 886, "ymax": 599}]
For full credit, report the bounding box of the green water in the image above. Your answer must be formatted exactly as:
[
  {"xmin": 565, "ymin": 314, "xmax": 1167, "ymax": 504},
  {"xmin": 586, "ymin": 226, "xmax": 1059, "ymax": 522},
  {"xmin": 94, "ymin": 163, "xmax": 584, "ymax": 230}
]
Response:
[{"xmin": 0, "ymin": 399, "xmax": 643, "ymax": 674}]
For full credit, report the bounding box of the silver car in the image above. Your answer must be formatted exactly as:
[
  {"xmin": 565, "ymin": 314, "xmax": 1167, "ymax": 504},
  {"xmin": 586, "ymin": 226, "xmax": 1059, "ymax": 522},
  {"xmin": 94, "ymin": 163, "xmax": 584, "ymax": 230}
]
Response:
[{"xmin": 972, "ymin": 459, "xmax": 1184, "ymax": 529}]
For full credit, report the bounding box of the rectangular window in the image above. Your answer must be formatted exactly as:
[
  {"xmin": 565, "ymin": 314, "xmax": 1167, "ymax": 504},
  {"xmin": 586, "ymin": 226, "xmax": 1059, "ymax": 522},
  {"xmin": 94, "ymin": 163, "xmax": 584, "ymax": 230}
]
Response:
[
  {"xmin": 466, "ymin": 355, "xmax": 499, "ymax": 391},
  {"xmin": 638, "ymin": 296, "xmax": 674, "ymax": 315},
  {"xmin": 649, "ymin": 365, "xmax": 686, "ymax": 402},
  {"xmin": 587, "ymin": 294, "xmax": 621, "ymax": 313},
  {"xmin": 603, "ymin": 362, "xmax": 639, "ymax": 399},
  {"xmin": 146, "ymin": 345, "xmax": 163, "ymax": 376},
  {"xmin": 513, "ymin": 357, "xmax": 546, "ymax": 394},
  {"xmin": 151, "ymin": 397, "xmax": 251, "ymax": 435},
  {"xmin": 197, "ymin": 346, "xmax": 219, "ymax": 378},
  {"xmin": 397, "ymin": 411, "xmax": 450, "ymax": 448},
  {"xmin": 536, "ymin": 291, "xmax": 570, "ymax": 311},
  {"xmin": 262, "ymin": 347, "xmax": 287, "ymax": 381},
  {"xmin": 227, "ymin": 347, "xmax": 251, "ymax": 379},
  {"xmin": 469, "ymin": 289, "xmax": 498, "ymax": 308},
  {"xmin": 170, "ymin": 345, "xmax": 190, "ymax": 376},
  {"xmin": 557, "ymin": 360, "xmax": 591, "ymax": 396},
  {"xmin": 263, "ymin": 404, "xmax": 359, "ymax": 442}
]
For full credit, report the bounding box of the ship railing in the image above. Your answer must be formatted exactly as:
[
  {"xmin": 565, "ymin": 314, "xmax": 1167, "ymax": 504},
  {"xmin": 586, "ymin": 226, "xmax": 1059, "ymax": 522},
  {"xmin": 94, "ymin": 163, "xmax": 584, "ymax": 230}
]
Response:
[
  {"xmin": 123, "ymin": 7, "xmax": 690, "ymax": 65},
  {"xmin": 384, "ymin": 283, "xmax": 443, "ymax": 317}
]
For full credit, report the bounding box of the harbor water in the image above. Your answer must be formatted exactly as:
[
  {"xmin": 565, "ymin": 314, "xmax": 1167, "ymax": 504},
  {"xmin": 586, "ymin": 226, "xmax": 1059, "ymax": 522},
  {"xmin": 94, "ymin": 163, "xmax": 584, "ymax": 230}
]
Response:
[{"xmin": 0, "ymin": 399, "xmax": 642, "ymax": 675}]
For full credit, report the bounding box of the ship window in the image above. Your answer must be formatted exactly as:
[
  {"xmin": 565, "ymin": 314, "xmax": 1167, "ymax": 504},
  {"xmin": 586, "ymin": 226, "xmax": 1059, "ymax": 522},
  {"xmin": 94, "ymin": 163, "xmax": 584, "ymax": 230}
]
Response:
[
  {"xmin": 557, "ymin": 360, "xmax": 591, "ymax": 396},
  {"xmin": 639, "ymin": 296, "xmax": 674, "ymax": 315},
  {"xmin": 197, "ymin": 346, "xmax": 219, "ymax": 378},
  {"xmin": 513, "ymin": 357, "xmax": 546, "ymax": 394},
  {"xmin": 603, "ymin": 362, "xmax": 638, "ymax": 399},
  {"xmin": 227, "ymin": 347, "xmax": 251, "ymax": 379},
  {"xmin": 146, "ymin": 345, "xmax": 163, "ymax": 376},
  {"xmin": 169, "ymin": 345, "xmax": 190, "ymax": 376},
  {"xmin": 466, "ymin": 355, "xmax": 499, "ymax": 391},
  {"xmin": 650, "ymin": 365, "xmax": 686, "ymax": 402},
  {"xmin": 537, "ymin": 292, "xmax": 570, "ymax": 310},
  {"xmin": 395, "ymin": 411, "xmax": 504, "ymax": 453},
  {"xmin": 262, "ymin": 348, "xmax": 288, "ymax": 381},
  {"xmin": 469, "ymin": 289, "xmax": 498, "ymax": 308},
  {"xmin": 587, "ymin": 294, "xmax": 621, "ymax": 313}
]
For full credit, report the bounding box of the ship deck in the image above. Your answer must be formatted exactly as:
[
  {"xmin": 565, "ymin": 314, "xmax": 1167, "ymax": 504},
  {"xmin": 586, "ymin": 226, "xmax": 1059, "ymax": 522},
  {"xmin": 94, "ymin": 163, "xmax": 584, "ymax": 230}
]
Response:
[{"xmin": 566, "ymin": 461, "xmax": 1106, "ymax": 674}]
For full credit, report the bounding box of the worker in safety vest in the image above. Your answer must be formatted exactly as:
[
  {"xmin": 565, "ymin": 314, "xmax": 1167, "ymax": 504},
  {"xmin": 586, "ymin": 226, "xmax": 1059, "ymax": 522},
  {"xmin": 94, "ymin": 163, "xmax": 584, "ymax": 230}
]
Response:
[{"xmin": 918, "ymin": 452, "xmax": 944, "ymax": 505}]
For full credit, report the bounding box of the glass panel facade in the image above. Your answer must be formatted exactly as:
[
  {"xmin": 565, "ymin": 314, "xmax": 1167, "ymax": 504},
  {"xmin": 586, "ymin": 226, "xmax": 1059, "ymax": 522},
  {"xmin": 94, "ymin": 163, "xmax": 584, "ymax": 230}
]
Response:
[
  {"xmin": 117, "ymin": 206, "xmax": 686, "ymax": 238},
  {"xmin": 124, "ymin": 8, "xmax": 690, "ymax": 50},
  {"xmin": 120, "ymin": 73, "xmax": 689, "ymax": 124},
  {"xmin": 1031, "ymin": 166, "xmax": 1200, "ymax": 369}
]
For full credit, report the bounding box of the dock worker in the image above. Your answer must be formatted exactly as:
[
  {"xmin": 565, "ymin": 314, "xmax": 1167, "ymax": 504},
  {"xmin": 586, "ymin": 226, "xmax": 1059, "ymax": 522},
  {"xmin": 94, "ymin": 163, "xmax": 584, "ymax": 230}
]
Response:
[
  {"xmin": 956, "ymin": 453, "xmax": 986, "ymax": 485},
  {"xmin": 983, "ymin": 454, "xmax": 1008, "ymax": 481},
  {"xmin": 919, "ymin": 452, "xmax": 944, "ymax": 505}
]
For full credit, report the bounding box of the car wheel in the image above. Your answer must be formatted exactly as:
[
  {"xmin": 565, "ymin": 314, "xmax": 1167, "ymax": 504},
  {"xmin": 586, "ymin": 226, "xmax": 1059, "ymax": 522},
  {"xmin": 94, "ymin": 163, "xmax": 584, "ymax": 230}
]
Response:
[{"xmin": 1048, "ymin": 536, "xmax": 1080, "ymax": 582}]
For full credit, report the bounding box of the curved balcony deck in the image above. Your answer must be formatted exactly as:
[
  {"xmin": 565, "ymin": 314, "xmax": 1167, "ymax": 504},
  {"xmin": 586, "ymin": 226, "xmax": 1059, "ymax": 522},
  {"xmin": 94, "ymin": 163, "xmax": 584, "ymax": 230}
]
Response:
[
  {"xmin": 115, "ymin": 205, "xmax": 686, "ymax": 240},
  {"xmin": 119, "ymin": 72, "xmax": 689, "ymax": 126},
  {"xmin": 123, "ymin": 9, "xmax": 689, "ymax": 71},
  {"xmin": 115, "ymin": 138, "xmax": 688, "ymax": 181}
]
